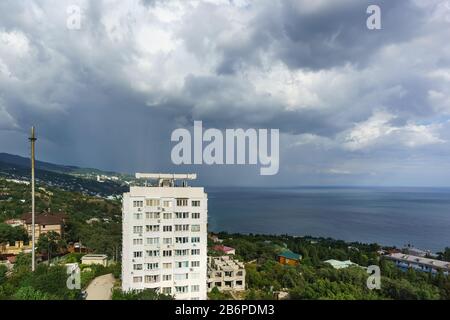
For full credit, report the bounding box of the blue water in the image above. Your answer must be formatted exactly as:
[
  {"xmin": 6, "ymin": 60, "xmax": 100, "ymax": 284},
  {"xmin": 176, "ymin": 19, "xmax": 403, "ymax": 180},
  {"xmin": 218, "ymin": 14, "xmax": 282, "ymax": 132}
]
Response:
[{"xmin": 206, "ymin": 187, "xmax": 450, "ymax": 252}]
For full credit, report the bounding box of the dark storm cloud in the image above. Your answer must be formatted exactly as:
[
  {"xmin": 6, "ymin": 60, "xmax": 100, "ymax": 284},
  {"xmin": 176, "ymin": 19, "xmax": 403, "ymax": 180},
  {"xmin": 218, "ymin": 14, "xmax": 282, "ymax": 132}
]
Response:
[
  {"xmin": 0, "ymin": 0, "xmax": 450, "ymax": 186},
  {"xmin": 182, "ymin": 0, "xmax": 426, "ymax": 74},
  {"xmin": 272, "ymin": 0, "xmax": 425, "ymax": 70}
]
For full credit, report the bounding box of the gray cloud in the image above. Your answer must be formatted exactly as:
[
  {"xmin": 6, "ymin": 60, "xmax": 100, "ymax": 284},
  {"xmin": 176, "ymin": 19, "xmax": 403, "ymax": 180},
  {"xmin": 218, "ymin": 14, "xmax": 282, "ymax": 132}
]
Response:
[{"xmin": 0, "ymin": 0, "xmax": 450, "ymax": 186}]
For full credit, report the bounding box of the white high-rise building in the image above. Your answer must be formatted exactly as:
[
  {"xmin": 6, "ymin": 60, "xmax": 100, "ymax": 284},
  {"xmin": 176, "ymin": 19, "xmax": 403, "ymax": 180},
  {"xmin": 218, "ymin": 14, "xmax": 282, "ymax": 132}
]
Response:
[{"xmin": 122, "ymin": 173, "xmax": 208, "ymax": 300}]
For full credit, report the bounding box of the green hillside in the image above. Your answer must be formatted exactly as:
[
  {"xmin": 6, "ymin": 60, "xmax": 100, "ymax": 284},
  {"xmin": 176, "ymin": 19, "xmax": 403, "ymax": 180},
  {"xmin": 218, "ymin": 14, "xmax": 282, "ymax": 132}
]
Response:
[
  {"xmin": 0, "ymin": 178, "xmax": 122, "ymax": 259},
  {"xmin": 0, "ymin": 152, "xmax": 130, "ymax": 196}
]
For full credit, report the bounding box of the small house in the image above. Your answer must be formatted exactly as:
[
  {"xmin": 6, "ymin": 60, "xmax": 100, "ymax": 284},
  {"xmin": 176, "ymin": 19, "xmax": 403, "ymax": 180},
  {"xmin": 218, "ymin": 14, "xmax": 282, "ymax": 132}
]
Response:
[
  {"xmin": 277, "ymin": 250, "xmax": 302, "ymax": 266},
  {"xmin": 81, "ymin": 254, "xmax": 108, "ymax": 267}
]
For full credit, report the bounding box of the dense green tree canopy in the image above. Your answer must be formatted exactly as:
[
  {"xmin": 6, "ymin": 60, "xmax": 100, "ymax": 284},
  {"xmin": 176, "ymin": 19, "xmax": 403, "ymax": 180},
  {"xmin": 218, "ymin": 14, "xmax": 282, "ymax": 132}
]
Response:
[{"xmin": 0, "ymin": 223, "xmax": 28, "ymax": 244}]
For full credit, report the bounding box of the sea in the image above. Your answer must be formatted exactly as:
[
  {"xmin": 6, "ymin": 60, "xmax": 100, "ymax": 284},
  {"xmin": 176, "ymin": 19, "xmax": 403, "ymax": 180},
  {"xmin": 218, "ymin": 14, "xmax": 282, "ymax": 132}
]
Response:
[{"xmin": 206, "ymin": 187, "xmax": 450, "ymax": 253}]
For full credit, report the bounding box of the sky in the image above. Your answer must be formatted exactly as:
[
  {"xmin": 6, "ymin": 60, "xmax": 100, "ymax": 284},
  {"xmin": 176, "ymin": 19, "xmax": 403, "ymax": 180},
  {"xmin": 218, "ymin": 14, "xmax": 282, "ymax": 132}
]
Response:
[{"xmin": 1, "ymin": 0, "xmax": 450, "ymax": 186}]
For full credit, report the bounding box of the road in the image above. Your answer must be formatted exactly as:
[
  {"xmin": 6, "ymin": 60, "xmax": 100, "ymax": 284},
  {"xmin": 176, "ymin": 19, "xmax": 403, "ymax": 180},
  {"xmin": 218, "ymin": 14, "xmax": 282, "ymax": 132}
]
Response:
[{"xmin": 85, "ymin": 273, "xmax": 115, "ymax": 300}]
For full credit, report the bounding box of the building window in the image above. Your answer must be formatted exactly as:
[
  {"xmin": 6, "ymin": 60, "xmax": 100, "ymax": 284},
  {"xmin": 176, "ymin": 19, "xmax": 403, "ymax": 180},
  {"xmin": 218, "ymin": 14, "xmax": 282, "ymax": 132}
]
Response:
[
  {"xmin": 133, "ymin": 212, "xmax": 143, "ymax": 220},
  {"xmin": 175, "ymin": 286, "xmax": 188, "ymax": 293},
  {"xmin": 163, "ymin": 238, "xmax": 172, "ymax": 245},
  {"xmin": 162, "ymin": 287, "xmax": 172, "ymax": 294},
  {"xmin": 175, "ymin": 212, "xmax": 189, "ymax": 219},
  {"xmin": 146, "ymin": 250, "xmax": 160, "ymax": 257},
  {"xmin": 175, "ymin": 237, "xmax": 189, "ymax": 244},
  {"xmin": 176, "ymin": 198, "xmax": 188, "ymax": 207},
  {"xmin": 191, "ymin": 285, "xmax": 200, "ymax": 292},
  {"xmin": 146, "ymin": 225, "xmax": 160, "ymax": 232},
  {"xmin": 175, "ymin": 261, "xmax": 189, "ymax": 268},
  {"xmin": 175, "ymin": 249, "xmax": 189, "ymax": 256},
  {"xmin": 163, "ymin": 212, "xmax": 172, "ymax": 219},
  {"xmin": 133, "ymin": 251, "xmax": 143, "ymax": 258},
  {"xmin": 175, "ymin": 224, "xmax": 189, "ymax": 231},
  {"xmin": 146, "ymin": 263, "xmax": 159, "ymax": 270},
  {"xmin": 146, "ymin": 212, "xmax": 160, "ymax": 219},
  {"xmin": 162, "ymin": 274, "xmax": 172, "ymax": 281},
  {"xmin": 175, "ymin": 273, "xmax": 188, "ymax": 280},
  {"xmin": 163, "ymin": 226, "xmax": 173, "ymax": 232},
  {"xmin": 191, "ymin": 237, "xmax": 200, "ymax": 243},
  {"xmin": 133, "ymin": 238, "xmax": 143, "ymax": 245},
  {"xmin": 192, "ymin": 200, "xmax": 200, "ymax": 207},
  {"xmin": 133, "ymin": 276, "xmax": 142, "ymax": 283},
  {"xmin": 146, "ymin": 237, "xmax": 159, "ymax": 245},
  {"xmin": 133, "ymin": 264, "xmax": 142, "ymax": 270},
  {"xmin": 163, "ymin": 250, "xmax": 172, "ymax": 257},
  {"xmin": 163, "ymin": 263, "xmax": 172, "ymax": 269},
  {"xmin": 191, "ymin": 225, "xmax": 200, "ymax": 232},
  {"xmin": 144, "ymin": 275, "xmax": 159, "ymax": 283},
  {"xmin": 133, "ymin": 200, "xmax": 143, "ymax": 208},
  {"xmin": 191, "ymin": 261, "xmax": 200, "ymax": 268},
  {"xmin": 191, "ymin": 249, "xmax": 200, "ymax": 255},
  {"xmin": 191, "ymin": 212, "xmax": 200, "ymax": 219},
  {"xmin": 163, "ymin": 200, "xmax": 172, "ymax": 207},
  {"xmin": 146, "ymin": 199, "xmax": 160, "ymax": 207},
  {"xmin": 133, "ymin": 226, "xmax": 143, "ymax": 234}
]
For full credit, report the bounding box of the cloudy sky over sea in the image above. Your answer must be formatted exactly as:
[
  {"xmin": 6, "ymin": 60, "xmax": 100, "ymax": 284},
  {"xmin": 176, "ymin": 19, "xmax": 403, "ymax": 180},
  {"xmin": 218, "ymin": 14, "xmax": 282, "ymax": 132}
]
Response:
[{"xmin": 1, "ymin": 0, "xmax": 450, "ymax": 186}]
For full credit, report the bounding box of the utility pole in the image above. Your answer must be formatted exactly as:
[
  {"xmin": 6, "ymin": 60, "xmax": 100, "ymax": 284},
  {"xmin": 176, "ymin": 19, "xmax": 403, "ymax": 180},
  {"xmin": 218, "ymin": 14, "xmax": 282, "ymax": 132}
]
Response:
[{"xmin": 29, "ymin": 126, "xmax": 37, "ymax": 272}]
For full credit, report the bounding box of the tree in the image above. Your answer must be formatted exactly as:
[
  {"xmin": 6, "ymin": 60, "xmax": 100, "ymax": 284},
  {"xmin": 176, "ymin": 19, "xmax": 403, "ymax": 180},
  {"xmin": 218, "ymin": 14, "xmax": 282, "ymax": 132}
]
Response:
[
  {"xmin": 0, "ymin": 223, "xmax": 28, "ymax": 244},
  {"xmin": 17, "ymin": 264, "xmax": 80, "ymax": 300},
  {"xmin": 440, "ymin": 247, "xmax": 450, "ymax": 262},
  {"xmin": 0, "ymin": 264, "xmax": 7, "ymax": 285},
  {"xmin": 37, "ymin": 231, "xmax": 66, "ymax": 261},
  {"xmin": 14, "ymin": 286, "xmax": 51, "ymax": 300},
  {"xmin": 208, "ymin": 287, "xmax": 232, "ymax": 300},
  {"xmin": 14, "ymin": 253, "xmax": 32, "ymax": 271}
]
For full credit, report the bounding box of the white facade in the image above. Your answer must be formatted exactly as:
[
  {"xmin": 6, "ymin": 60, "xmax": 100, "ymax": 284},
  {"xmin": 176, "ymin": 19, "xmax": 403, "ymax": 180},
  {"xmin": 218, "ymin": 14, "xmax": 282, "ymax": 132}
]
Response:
[
  {"xmin": 386, "ymin": 253, "xmax": 450, "ymax": 275},
  {"xmin": 122, "ymin": 183, "xmax": 208, "ymax": 300}
]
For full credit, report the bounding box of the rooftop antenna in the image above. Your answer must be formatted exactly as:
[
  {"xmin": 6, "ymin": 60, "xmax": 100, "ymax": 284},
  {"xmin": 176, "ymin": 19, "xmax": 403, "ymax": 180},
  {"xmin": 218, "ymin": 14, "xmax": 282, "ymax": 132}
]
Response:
[
  {"xmin": 29, "ymin": 126, "xmax": 37, "ymax": 272},
  {"xmin": 135, "ymin": 173, "xmax": 197, "ymax": 187}
]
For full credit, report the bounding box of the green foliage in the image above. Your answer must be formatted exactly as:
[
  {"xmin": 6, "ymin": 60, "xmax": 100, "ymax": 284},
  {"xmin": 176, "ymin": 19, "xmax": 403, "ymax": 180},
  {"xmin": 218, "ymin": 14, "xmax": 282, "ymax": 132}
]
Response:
[
  {"xmin": 14, "ymin": 253, "xmax": 32, "ymax": 271},
  {"xmin": 64, "ymin": 252, "xmax": 84, "ymax": 263},
  {"xmin": 1, "ymin": 257, "xmax": 80, "ymax": 300},
  {"xmin": 439, "ymin": 247, "xmax": 450, "ymax": 262},
  {"xmin": 112, "ymin": 288, "xmax": 173, "ymax": 300},
  {"xmin": 208, "ymin": 287, "xmax": 233, "ymax": 300},
  {"xmin": 218, "ymin": 232, "xmax": 448, "ymax": 300},
  {"xmin": 288, "ymin": 266, "xmax": 380, "ymax": 300},
  {"xmin": 14, "ymin": 286, "xmax": 52, "ymax": 300},
  {"xmin": 245, "ymin": 289, "xmax": 275, "ymax": 300},
  {"xmin": 69, "ymin": 219, "xmax": 121, "ymax": 260},
  {"xmin": 110, "ymin": 262, "xmax": 121, "ymax": 279},
  {"xmin": 0, "ymin": 264, "xmax": 7, "ymax": 285},
  {"xmin": 37, "ymin": 231, "xmax": 67, "ymax": 260},
  {"xmin": 19, "ymin": 264, "xmax": 79, "ymax": 300},
  {"xmin": 0, "ymin": 223, "xmax": 28, "ymax": 244},
  {"xmin": 0, "ymin": 178, "xmax": 122, "ymax": 261}
]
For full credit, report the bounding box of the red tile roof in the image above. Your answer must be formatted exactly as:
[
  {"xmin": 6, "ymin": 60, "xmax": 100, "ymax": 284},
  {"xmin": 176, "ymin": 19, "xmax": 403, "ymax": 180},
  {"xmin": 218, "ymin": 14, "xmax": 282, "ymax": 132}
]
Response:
[
  {"xmin": 20, "ymin": 212, "xmax": 67, "ymax": 225},
  {"xmin": 213, "ymin": 245, "xmax": 235, "ymax": 253}
]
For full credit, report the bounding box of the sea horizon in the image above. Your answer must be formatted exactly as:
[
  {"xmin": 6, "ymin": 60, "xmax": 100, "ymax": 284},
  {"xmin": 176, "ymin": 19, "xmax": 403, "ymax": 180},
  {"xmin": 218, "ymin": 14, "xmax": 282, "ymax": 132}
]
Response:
[{"xmin": 207, "ymin": 186, "xmax": 450, "ymax": 253}]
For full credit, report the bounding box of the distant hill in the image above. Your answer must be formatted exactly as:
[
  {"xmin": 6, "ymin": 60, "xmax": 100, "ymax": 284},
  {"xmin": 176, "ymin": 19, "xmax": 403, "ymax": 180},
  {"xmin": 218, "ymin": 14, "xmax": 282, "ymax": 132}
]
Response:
[
  {"xmin": 0, "ymin": 153, "xmax": 122, "ymax": 176},
  {"xmin": 0, "ymin": 152, "xmax": 130, "ymax": 196}
]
